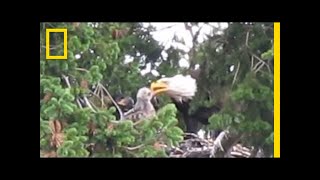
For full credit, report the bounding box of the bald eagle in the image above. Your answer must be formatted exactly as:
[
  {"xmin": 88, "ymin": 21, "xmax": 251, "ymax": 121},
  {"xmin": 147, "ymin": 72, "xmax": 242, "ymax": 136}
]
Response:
[
  {"xmin": 123, "ymin": 87, "xmax": 156, "ymax": 121},
  {"xmin": 150, "ymin": 75, "xmax": 220, "ymax": 134}
]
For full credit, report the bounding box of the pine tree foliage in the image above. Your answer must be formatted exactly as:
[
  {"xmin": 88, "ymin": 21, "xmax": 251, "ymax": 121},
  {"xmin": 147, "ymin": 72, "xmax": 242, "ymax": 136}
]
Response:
[{"xmin": 40, "ymin": 22, "xmax": 184, "ymax": 157}]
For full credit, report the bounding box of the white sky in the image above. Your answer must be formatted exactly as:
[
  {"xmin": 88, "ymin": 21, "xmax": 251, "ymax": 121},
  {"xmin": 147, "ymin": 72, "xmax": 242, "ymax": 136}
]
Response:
[{"xmin": 126, "ymin": 23, "xmax": 229, "ymax": 76}]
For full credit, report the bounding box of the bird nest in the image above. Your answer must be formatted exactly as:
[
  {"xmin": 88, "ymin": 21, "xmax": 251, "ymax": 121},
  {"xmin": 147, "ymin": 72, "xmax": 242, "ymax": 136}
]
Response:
[{"xmin": 168, "ymin": 133, "xmax": 253, "ymax": 158}]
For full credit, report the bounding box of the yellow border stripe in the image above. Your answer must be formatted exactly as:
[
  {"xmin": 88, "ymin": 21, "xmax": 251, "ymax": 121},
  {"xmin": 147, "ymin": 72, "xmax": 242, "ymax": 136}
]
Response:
[
  {"xmin": 46, "ymin": 29, "xmax": 50, "ymax": 59},
  {"xmin": 274, "ymin": 22, "xmax": 280, "ymax": 158}
]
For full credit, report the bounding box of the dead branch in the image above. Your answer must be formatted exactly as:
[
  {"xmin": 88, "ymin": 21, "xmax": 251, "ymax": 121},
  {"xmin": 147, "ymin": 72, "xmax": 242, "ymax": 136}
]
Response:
[
  {"xmin": 99, "ymin": 83, "xmax": 124, "ymax": 120},
  {"xmin": 232, "ymin": 61, "xmax": 241, "ymax": 88},
  {"xmin": 75, "ymin": 68, "xmax": 89, "ymax": 72},
  {"xmin": 83, "ymin": 96, "xmax": 97, "ymax": 113},
  {"xmin": 124, "ymin": 144, "xmax": 145, "ymax": 151},
  {"xmin": 252, "ymin": 61, "xmax": 263, "ymax": 71},
  {"xmin": 246, "ymin": 31, "xmax": 250, "ymax": 47},
  {"xmin": 250, "ymin": 56, "xmax": 254, "ymax": 69}
]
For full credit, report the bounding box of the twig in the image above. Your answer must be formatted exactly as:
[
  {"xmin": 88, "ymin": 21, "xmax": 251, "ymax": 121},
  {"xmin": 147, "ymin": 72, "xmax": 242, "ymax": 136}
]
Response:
[
  {"xmin": 252, "ymin": 54, "xmax": 271, "ymax": 73},
  {"xmin": 250, "ymin": 56, "xmax": 254, "ymax": 70},
  {"xmin": 254, "ymin": 62, "xmax": 266, "ymax": 74},
  {"xmin": 184, "ymin": 133, "xmax": 199, "ymax": 138},
  {"xmin": 245, "ymin": 31, "xmax": 250, "ymax": 47},
  {"xmin": 41, "ymin": 45, "xmax": 60, "ymax": 50},
  {"xmin": 232, "ymin": 61, "xmax": 241, "ymax": 88},
  {"xmin": 93, "ymin": 85, "xmax": 99, "ymax": 95},
  {"xmin": 62, "ymin": 75, "xmax": 71, "ymax": 87},
  {"xmin": 83, "ymin": 96, "xmax": 97, "ymax": 113},
  {"xmin": 252, "ymin": 61, "xmax": 263, "ymax": 72},
  {"xmin": 99, "ymin": 83, "xmax": 124, "ymax": 120},
  {"xmin": 245, "ymin": 30, "xmax": 271, "ymax": 73},
  {"xmin": 76, "ymin": 99, "xmax": 83, "ymax": 109},
  {"xmin": 124, "ymin": 144, "xmax": 144, "ymax": 151},
  {"xmin": 210, "ymin": 130, "xmax": 228, "ymax": 157},
  {"xmin": 75, "ymin": 68, "xmax": 89, "ymax": 72}
]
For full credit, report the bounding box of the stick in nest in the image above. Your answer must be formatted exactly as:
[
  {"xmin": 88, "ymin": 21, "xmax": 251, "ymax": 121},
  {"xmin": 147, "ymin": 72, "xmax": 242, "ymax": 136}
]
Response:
[{"xmin": 98, "ymin": 83, "xmax": 124, "ymax": 120}]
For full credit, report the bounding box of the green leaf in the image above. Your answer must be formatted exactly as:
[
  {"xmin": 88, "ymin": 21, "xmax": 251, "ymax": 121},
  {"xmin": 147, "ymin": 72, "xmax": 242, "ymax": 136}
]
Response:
[
  {"xmin": 40, "ymin": 138, "xmax": 48, "ymax": 146},
  {"xmin": 43, "ymin": 87, "xmax": 53, "ymax": 94},
  {"xmin": 60, "ymin": 62, "xmax": 68, "ymax": 72},
  {"xmin": 61, "ymin": 104, "xmax": 74, "ymax": 114},
  {"xmin": 79, "ymin": 136, "xmax": 88, "ymax": 142},
  {"xmin": 63, "ymin": 140, "xmax": 74, "ymax": 148},
  {"xmin": 71, "ymin": 36, "xmax": 81, "ymax": 49},
  {"xmin": 66, "ymin": 128, "xmax": 78, "ymax": 137},
  {"xmin": 171, "ymin": 126, "xmax": 184, "ymax": 135},
  {"xmin": 68, "ymin": 149, "xmax": 76, "ymax": 156},
  {"xmin": 43, "ymin": 105, "xmax": 58, "ymax": 119}
]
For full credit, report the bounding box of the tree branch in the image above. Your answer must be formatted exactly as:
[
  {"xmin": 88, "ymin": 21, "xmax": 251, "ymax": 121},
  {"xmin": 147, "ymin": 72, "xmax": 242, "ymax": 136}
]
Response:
[
  {"xmin": 210, "ymin": 130, "xmax": 242, "ymax": 158},
  {"xmin": 75, "ymin": 68, "xmax": 89, "ymax": 72},
  {"xmin": 98, "ymin": 83, "xmax": 124, "ymax": 120},
  {"xmin": 232, "ymin": 62, "xmax": 241, "ymax": 88},
  {"xmin": 124, "ymin": 144, "xmax": 145, "ymax": 151},
  {"xmin": 246, "ymin": 31, "xmax": 250, "ymax": 47},
  {"xmin": 83, "ymin": 95, "xmax": 97, "ymax": 113}
]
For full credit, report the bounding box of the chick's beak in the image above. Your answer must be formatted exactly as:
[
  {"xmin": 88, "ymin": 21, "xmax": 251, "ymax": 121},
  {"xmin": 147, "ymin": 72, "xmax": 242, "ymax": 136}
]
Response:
[
  {"xmin": 117, "ymin": 98, "xmax": 128, "ymax": 106},
  {"xmin": 150, "ymin": 81, "xmax": 169, "ymax": 95}
]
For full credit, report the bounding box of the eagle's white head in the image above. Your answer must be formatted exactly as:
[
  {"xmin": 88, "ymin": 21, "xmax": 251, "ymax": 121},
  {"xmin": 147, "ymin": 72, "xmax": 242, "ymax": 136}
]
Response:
[{"xmin": 150, "ymin": 74, "xmax": 197, "ymax": 103}]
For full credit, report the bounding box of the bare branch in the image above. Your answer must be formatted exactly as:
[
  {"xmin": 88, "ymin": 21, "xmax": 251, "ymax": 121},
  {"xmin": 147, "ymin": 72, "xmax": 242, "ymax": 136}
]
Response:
[
  {"xmin": 210, "ymin": 130, "xmax": 242, "ymax": 158},
  {"xmin": 246, "ymin": 31, "xmax": 250, "ymax": 47},
  {"xmin": 250, "ymin": 56, "xmax": 254, "ymax": 70},
  {"xmin": 252, "ymin": 61, "xmax": 263, "ymax": 71},
  {"xmin": 254, "ymin": 62, "xmax": 265, "ymax": 74},
  {"xmin": 75, "ymin": 68, "xmax": 89, "ymax": 72},
  {"xmin": 232, "ymin": 62, "xmax": 241, "ymax": 88},
  {"xmin": 83, "ymin": 96, "xmax": 97, "ymax": 113},
  {"xmin": 76, "ymin": 99, "xmax": 83, "ymax": 109},
  {"xmin": 253, "ymin": 54, "xmax": 266, "ymax": 64},
  {"xmin": 245, "ymin": 30, "xmax": 271, "ymax": 73},
  {"xmin": 124, "ymin": 144, "xmax": 144, "ymax": 151},
  {"xmin": 99, "ymin": 83, "xmax": 124, "ymax": 120},
  {"xmin": 62, "ymin": 75, "xmax": 71, "ymax": 87},
  {"xmin": 41, "ymin": 45, "xmax": 60, "ymax": 50},
  {"xmin": 184, "ymin": 133, "xmax": 199, "ymax": 138},
  {"xmin": 252, "ymin": 54, "xmax": 271, "ymax": 73},
  {"xmin": 210, "ymin": 130, "xmax": 228, "ymax": 156}
]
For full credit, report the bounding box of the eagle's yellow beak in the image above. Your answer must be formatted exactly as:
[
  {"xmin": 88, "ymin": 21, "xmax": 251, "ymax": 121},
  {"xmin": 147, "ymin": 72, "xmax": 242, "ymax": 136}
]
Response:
[{"xmin": 150, "ymin": 81, "xmax": 169, "ymax": 95}]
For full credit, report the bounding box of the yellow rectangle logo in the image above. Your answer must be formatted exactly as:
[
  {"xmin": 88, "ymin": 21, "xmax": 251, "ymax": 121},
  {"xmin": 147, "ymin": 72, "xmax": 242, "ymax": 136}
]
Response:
[{"xmin": 46, "ymin": 28, "xmax": 68, "ymax": 60}]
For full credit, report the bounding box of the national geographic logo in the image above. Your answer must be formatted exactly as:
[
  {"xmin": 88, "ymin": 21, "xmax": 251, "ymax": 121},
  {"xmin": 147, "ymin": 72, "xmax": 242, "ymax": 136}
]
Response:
[{"xmin": 46, "ymin": 28, "xmax": 68, "ymax": 60}]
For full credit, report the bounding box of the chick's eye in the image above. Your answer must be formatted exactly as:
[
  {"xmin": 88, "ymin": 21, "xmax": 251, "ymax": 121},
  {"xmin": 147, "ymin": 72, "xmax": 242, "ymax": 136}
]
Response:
[{"xmin": 147, "ymin": 92, "xmax": 151, "ymax": 96}]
